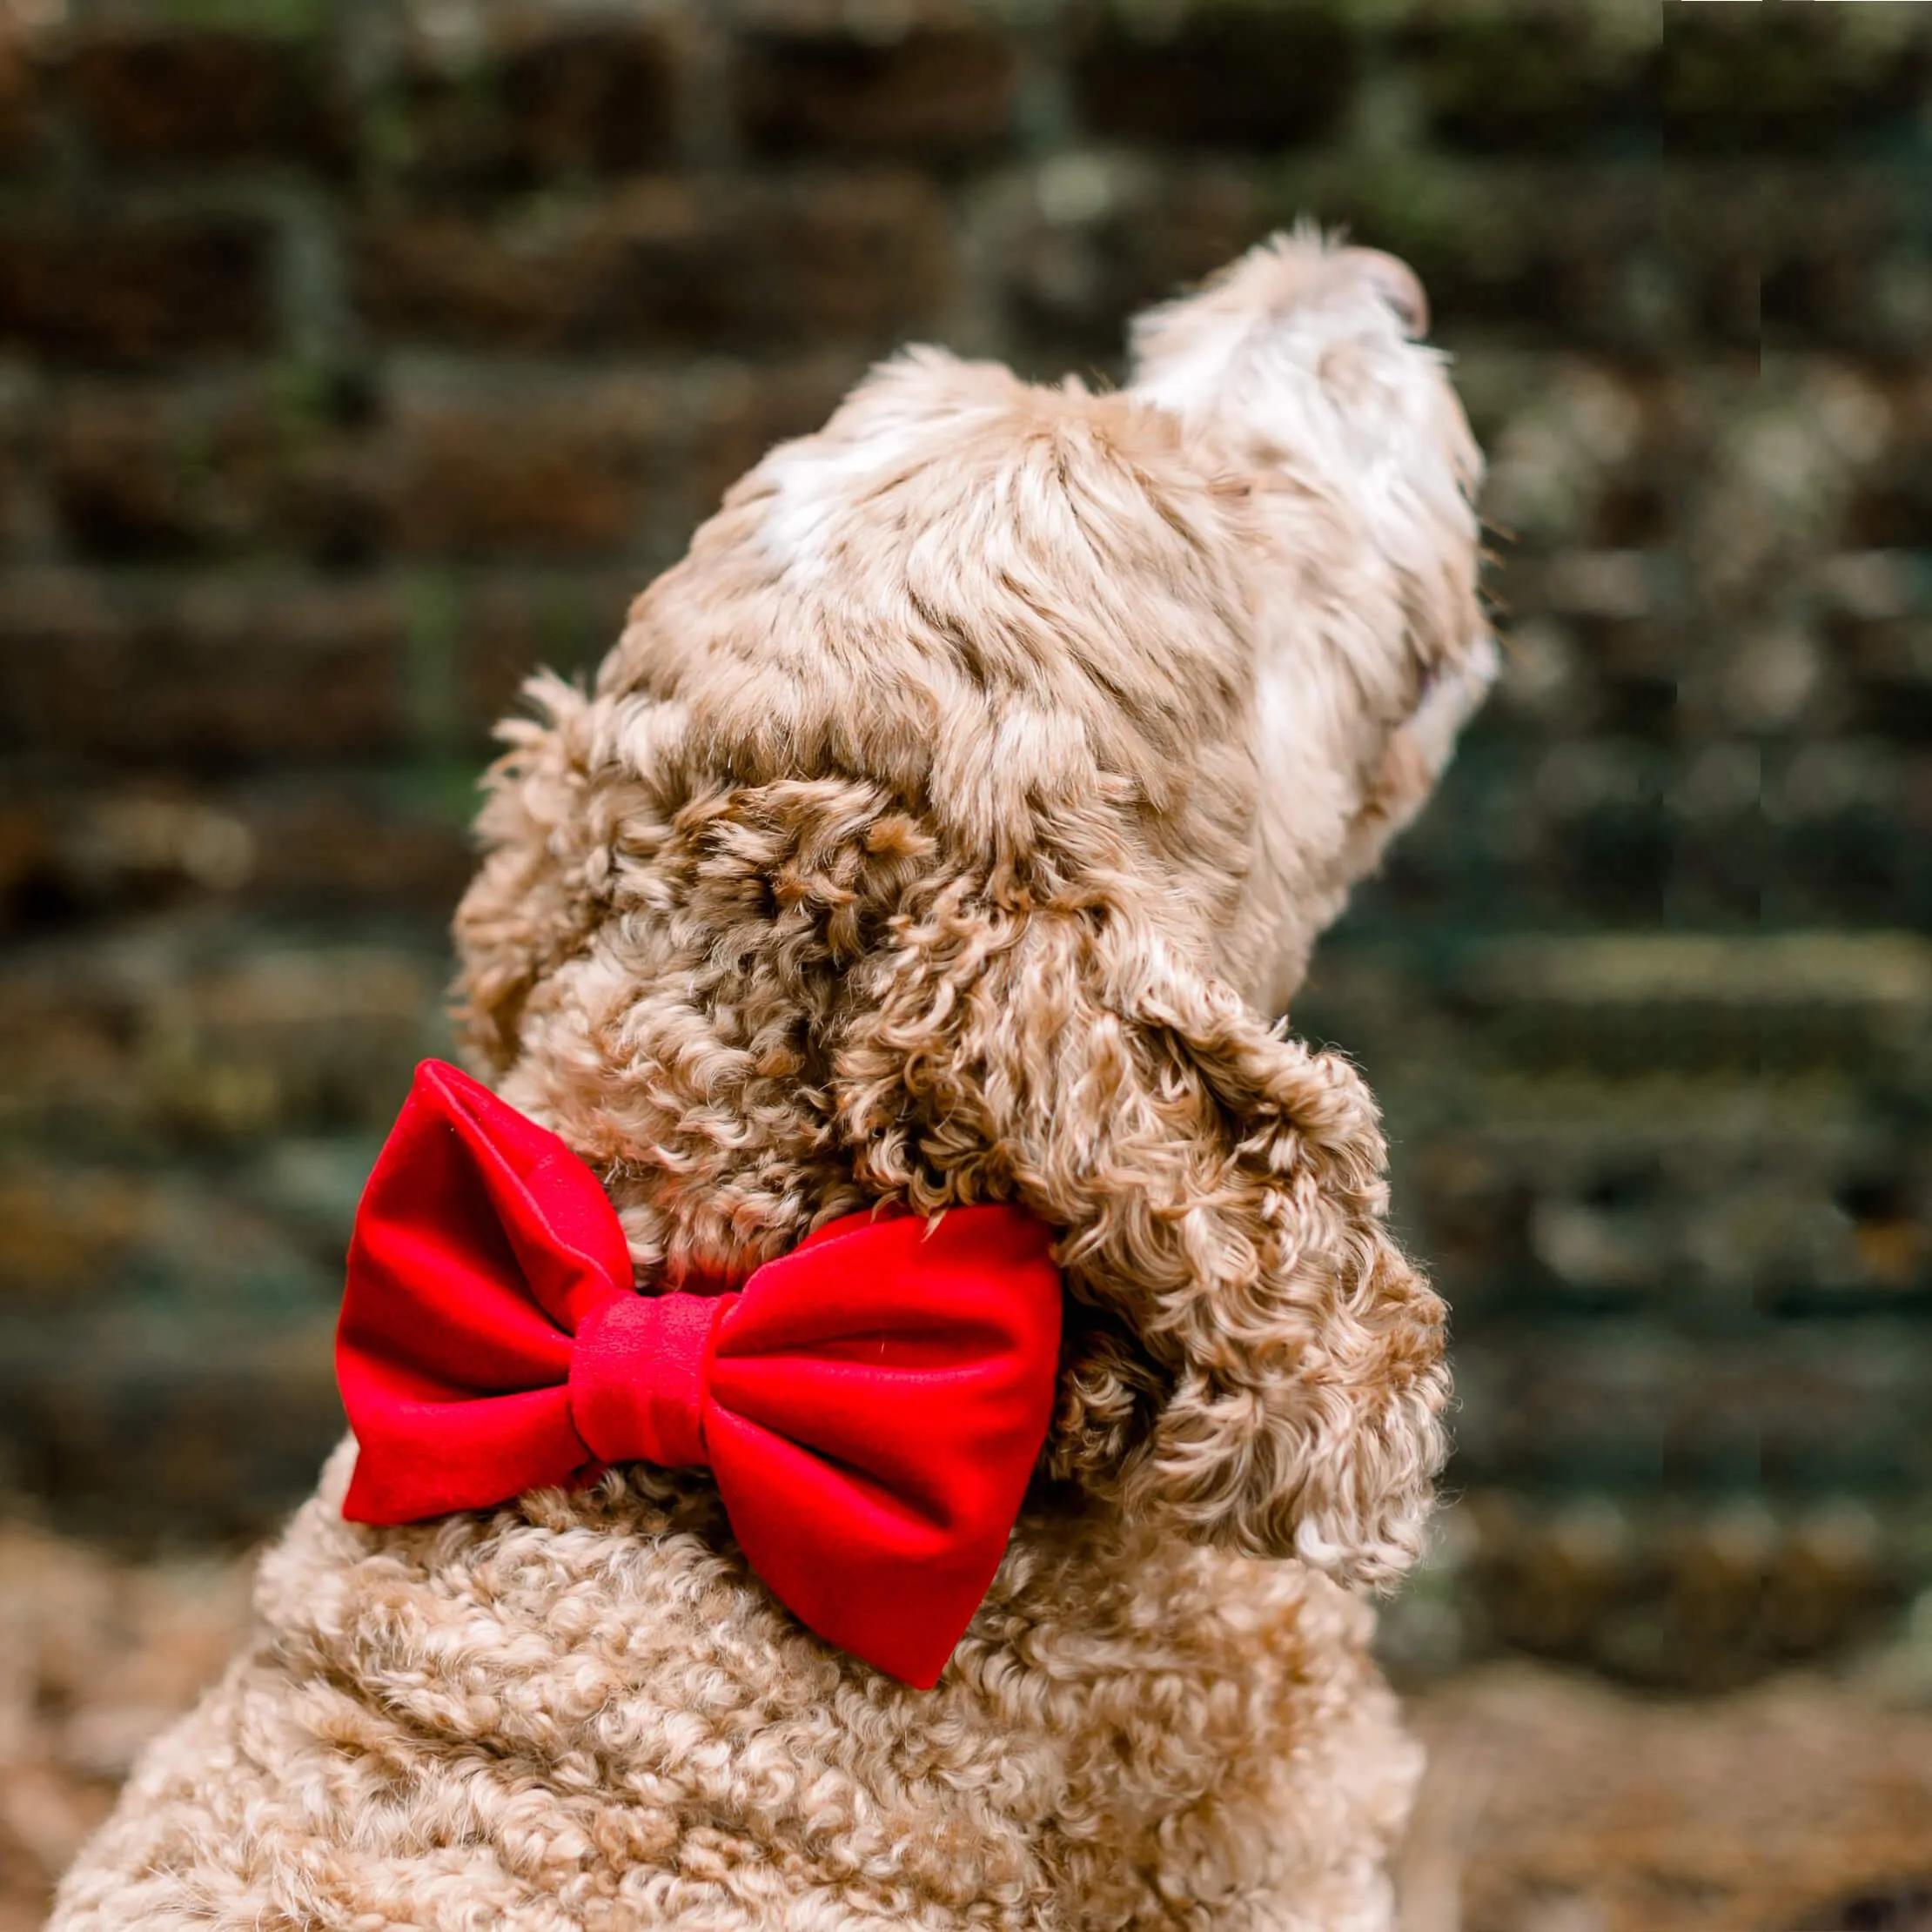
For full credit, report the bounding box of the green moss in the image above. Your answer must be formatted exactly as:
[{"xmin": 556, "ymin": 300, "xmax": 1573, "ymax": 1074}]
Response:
[
  {"xmin": 141, "ymin": 0, "xmax": 333, "ymax": 38},
  {"xmin": 402, "ymin": 570, "xmax": 464, "ymax": 760}
]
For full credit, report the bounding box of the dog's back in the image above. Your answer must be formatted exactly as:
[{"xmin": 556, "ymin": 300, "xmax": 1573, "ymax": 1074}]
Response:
[{"xmin": 54, "ymin": 1444, "xmax": 1417, "ymax": 1932}]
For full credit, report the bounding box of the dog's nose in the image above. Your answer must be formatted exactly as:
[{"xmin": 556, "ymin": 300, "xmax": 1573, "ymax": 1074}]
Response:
[{"xmin": 1347, "ymin": 248, "xmax": 1429, "ymax": 339}]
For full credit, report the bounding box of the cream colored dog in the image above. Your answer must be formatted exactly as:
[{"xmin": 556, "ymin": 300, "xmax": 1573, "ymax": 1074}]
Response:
[{"xmin": 52, "ymin": 231, "xmax": 1491, "ymax": 1932}]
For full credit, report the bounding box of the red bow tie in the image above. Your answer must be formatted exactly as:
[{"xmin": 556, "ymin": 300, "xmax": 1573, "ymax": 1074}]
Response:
[{"xmin": 335, "ymin": 1062, "xmax": 1063, "ymax": 1688}]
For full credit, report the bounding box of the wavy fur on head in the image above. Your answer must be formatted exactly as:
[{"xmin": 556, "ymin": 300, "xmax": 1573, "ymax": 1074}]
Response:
[{"xmin": 53, "ymin": 231, "xmax": 1489, "ymax": 1932}]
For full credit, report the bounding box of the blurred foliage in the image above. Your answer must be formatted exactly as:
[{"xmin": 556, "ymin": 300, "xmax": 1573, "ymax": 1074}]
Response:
[{"xmin": 0, "ymin": 0, "xmax": 1926, "ymax": 1695}]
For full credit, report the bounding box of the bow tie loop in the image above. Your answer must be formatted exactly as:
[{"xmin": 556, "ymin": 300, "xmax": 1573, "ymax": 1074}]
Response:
[
  {"xmin": 569, "ymin": 1291, "xmax": 720, "ymax": 1469},
  {"xmin": 334, "ymin": 1061, "xmax": 1063, "ymax": 1688}
]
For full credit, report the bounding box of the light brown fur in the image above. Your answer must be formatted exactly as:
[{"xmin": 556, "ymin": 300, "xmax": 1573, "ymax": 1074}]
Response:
[{"xmin": 50, "ymin": 232, "xmax": 1489, "ymax": 1932}]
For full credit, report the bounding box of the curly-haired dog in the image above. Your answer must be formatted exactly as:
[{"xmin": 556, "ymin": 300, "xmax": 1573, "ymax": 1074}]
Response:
[{"xmin": 51, "ymin": 231, "xmax": 1491, "ymax": 1932}]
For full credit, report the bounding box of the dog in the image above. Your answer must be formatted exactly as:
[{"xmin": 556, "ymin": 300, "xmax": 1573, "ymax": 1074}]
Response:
[{"xmin": 50, "ymin": 230, "xmax": 1492, "ymax": 1932}]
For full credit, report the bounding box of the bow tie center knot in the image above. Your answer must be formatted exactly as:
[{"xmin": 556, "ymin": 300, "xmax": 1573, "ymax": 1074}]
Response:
[{"xmin": 568, "ymin": 1290, "xmax": 722, "ymax": 1470}]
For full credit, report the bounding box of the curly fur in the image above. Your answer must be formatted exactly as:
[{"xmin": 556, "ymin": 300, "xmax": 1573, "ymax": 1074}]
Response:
[{"xmin": 51, "ymin": 232, "xmax": 1489, "ymax": 1932}]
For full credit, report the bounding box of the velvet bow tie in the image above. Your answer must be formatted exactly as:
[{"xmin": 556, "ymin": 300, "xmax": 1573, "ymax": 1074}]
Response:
[{"xmin": 335, "ymin": 1061, "xmax": 1063, "ymax": 1687}]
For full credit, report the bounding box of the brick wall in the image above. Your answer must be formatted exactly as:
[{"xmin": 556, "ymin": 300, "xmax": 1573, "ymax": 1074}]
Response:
[{"xmin": 0, "ymin": 0, "xmax": 1926, "ymax": 1690}]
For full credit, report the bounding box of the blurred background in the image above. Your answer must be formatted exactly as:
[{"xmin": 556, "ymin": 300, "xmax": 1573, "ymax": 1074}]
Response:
[{"xmin": 0, "ymin": 0, "xmax": 1929, "ymax": 1927}]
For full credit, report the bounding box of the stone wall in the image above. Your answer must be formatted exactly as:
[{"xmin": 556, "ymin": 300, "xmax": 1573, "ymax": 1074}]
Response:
[{"xmin": 0, "ymin": 0, "xmax": 1926, "ymax": 1689}]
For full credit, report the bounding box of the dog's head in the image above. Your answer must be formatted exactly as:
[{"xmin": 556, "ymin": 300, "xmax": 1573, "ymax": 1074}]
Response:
[
  {"xmin": 455, "ymin": 231, "xmax": 1488, "ymax": 1589},
  {"xmin": 1130, "ymin": 229, "xmax": 1493, "ymax": 1010}
]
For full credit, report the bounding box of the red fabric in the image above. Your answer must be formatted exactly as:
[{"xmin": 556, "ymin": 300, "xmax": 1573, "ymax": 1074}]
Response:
[{"xmin": 336, "ymin": 1061, "xmax": 1063, "ymax": 1688}]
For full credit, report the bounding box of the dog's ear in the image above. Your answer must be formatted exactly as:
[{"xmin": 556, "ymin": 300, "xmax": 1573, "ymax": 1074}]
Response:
[{"xmin": 833, "ymin": 879, "xmax": 1447, "ymax": 1588}]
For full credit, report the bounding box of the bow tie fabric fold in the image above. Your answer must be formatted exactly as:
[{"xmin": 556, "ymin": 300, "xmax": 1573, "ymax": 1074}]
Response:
[{"xmin": 335, "ymin": 1061, "xmax": 1063, "ymax": 1687}]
